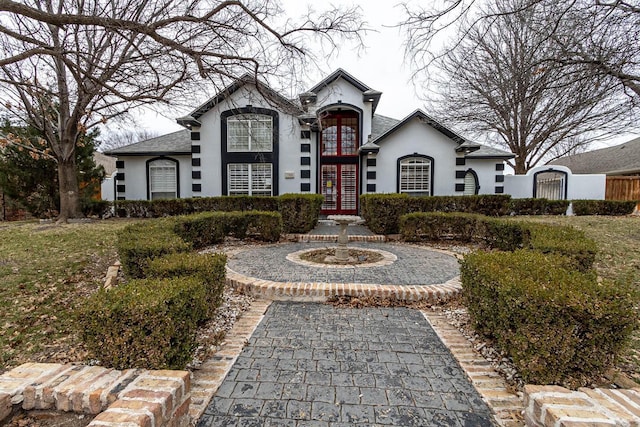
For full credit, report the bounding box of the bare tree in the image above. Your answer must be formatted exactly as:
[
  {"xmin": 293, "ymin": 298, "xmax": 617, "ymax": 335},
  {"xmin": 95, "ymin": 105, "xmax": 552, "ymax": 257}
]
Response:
[
  {"xmin": 98, "ymin": 129, "xmax": 161, "ymax": 152},
  {"xmin": 0, "ymin": 0, "xmax": 364, "ymax": 221},
  {"xmin": 401, "ymin": 0, "xmax": 640, "ymax": 103},
  {"xmin": 420, "ymin": 0, "xmax": 634, "ymax": 173}
]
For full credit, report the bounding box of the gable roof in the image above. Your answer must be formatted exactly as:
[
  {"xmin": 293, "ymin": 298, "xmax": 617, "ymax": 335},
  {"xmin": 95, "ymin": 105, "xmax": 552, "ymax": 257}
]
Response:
[
  {"xmin": 549, "ymin": 137, "xmax": 640, "ymax": 175},
  {"xmin": 372, "ymin": 110, "xmax": 466, "ymax": 144},
  {"xmin": 308, "ymin": 68, "xmax": 382, "ymax": 112},
  {"xmin": 103, "ymin": 130, "xmax": 191, "ymax": 156},
  {"xmin": 177, "ymin": 74, "xmax": 302, "ymax": 127}
]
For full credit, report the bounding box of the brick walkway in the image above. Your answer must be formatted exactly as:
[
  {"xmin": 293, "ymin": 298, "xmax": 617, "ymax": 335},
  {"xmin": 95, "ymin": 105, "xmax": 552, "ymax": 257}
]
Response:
[{"xmin": 197, "ymin": 302, "xmax": 497, "ymax": 427}]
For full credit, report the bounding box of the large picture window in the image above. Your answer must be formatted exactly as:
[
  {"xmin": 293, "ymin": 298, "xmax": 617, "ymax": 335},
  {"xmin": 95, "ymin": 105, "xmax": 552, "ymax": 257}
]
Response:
[
  {"xmin": 148, "ymin": 158, "xmax": 178, "ymax": 200},
  {"xmin": 227, "ymin": 114, "xmax": 273, "ymax": 152},
  {"xmin": 399, "ymin": 156, "xmax": 432, "ymax": 196},
  {"xmin": 228, "ymin": 163, "xmax": 272, "ymax": 196},
  {"xmin": 320, "ymin": 111, "xmax": 358, "ymax": 156}
]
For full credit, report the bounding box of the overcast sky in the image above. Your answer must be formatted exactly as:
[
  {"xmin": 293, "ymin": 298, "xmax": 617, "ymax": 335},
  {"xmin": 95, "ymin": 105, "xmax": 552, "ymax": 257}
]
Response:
[{"xmin": 134, "ymin": 0, "xmax": 635, "ymax": 148}]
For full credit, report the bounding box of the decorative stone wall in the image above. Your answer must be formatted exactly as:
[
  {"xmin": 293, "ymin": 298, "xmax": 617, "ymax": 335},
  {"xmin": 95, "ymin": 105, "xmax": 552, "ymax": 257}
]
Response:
[
  {"xmin": 524, "ymin": 384, "xmax": 640, "ymax": 426},
  {"xmin": 0, "ymin": 363, "xmax": 190, "ymax": 427}
]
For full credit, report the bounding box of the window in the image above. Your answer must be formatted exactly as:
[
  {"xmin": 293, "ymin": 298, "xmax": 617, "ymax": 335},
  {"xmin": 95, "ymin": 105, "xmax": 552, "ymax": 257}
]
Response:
[
  {"xmin": 399, "ymin": 157, "xmax": 432, "ymax": 196},
  {"xmin": 464, "ymin": 170, "xmax": 479, "ymax": 195},
  {"xmin": 227, "ymin": 114, "xmax": 273, "ymax": 152},
  {"xmin": 148, "ymin": 159, "xmax": 177, "ymax": 200},
  {"xmin": 320, "ymin": 112, "xmax": 358, "ymax": 156},
  {"xmin": 228, "ymin": 163, "xmax": 272, "ymax": 196}
]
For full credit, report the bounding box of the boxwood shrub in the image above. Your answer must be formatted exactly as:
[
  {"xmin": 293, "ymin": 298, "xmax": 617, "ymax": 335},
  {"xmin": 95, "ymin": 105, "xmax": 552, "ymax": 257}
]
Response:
[
  {"xmin": 509, "ymin": 198, "xmax": 570, "ymax": 215},
  {"xmin": 523, "ymin": 223, "xmax": 597, "ymax": 272},
  {"xmin": 117, "ymin": 219, "xmax": 191, "ymax": 278},
  {"xmin": 78, "ymin": 276, "xmax": 209, "ymax": 370},
  {"xmin": 145, "ymin": 252, "xmax": 227, "ymax": 318},
  {"xmin": 278, "ymin": 193, "xmax": 324, "ymax": 233},
  {"xmin": 572, "ymin": 199, "xmax": 637, "ymax": 216},
  {"xmin": 460, "ymin": 250, "xmax": 638, "ymax": 387}
]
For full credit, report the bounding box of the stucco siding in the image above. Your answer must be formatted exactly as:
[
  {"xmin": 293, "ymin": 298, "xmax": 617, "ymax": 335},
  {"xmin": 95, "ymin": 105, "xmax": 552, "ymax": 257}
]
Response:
[{"xmin": 117, "ymin": 155, "xmax": 191, "ymax": 200}]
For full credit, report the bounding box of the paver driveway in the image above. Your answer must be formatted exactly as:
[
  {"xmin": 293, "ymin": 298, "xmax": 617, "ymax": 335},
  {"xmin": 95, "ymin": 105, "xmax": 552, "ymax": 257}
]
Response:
[{"xmin": 197, "ymin": 302, "xmax": 496, "ymax": 427}]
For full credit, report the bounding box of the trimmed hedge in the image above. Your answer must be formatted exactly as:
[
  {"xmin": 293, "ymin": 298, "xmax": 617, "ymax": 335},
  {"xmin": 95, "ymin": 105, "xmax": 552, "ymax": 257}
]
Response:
[
  {"xmin": 114, "ymin": 194, "xmax": 320, "ymax": 233},
  {"xmin": 117, "ymin": 219, "xmax": 192, "ymax": 278},
  {"xmin": 460, "ymin": 250, "xmax": 638, "ymax": 387},
  {"xmin": 400, "ymin": 212, "xmax": 597, "ymax": 270},
  {"xmin": 278, "ymin": 194, "xmax": 324, "ymax": 233},
  {"xmin": 509, "ymin": 198, "xmax": 570, "ymax": 216},
  {"xmin": 145, "ymin": 252, "xmax": 226, "ymax": 318},
  {"xmin": 78, "ymin": 276, "xmax": 209, "ymax": 370},
  {"xmin": 572, "ymin": 199, "xmax": 637, "ymax": 216},
  {"xmin": 360, "ymin": 194, "xmax": 512, "ymax": 234}
]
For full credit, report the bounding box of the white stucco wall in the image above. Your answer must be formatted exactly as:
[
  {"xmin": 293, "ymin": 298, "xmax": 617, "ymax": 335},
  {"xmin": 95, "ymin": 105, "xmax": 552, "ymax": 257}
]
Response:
[
  {"xmin": 374, "ymin": 118, "xmax": 458, "ymax": 195},
  {"xmin": 195, "ymin": 85, "xmax": 303, "ymax": 196},
  {"xmin": 464, "ymin": 160, "xmax": 504, "ymax": 195},
  {"xmin": 312, "ymin": 78, "xmax": 373, "ymax": 141},
  {"xmin": 503, "ymin": 165, "xmax": 606, "ymax": 200},
  {"xmin": 101, "ymin": 172, "xmax": 115, "ymax": 201},
  {"xmin": 117, "ymin": 155, "xmax": 191, "ymax": 200}
]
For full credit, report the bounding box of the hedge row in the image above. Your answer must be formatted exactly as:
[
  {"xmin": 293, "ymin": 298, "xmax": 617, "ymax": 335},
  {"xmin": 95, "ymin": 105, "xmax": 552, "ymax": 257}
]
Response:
[
  {"xmin": 400, "ymin": 212, "xmax": 597, "ymax": 270},
  {"xmin": 113, "ymin": 194, "xmax": 323, "ymax": 233},
  {"xmin": 118, "ymin": 211, "xmax": 281, "ymax": 278},
  {"xmin": 460, "ymin": 250, "xmax": 637, "ymax": 387},
  {"xmin": 572, "ymin": 199, "xmax": 637, "ymax": 216},
  {"xmin": 361, "ymin": 194, "xmax": 637, "ymax": 234},
  {"xmin": 78, "ymin": 210, "xmax": 281, "ymax": 369},
  {"xmin": 361, "ymin": 194, "xmax": 512, "ymax": 234}
]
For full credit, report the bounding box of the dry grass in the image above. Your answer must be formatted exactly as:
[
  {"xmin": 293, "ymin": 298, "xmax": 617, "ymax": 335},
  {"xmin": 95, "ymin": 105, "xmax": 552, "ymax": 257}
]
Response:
[{"xmin": 0, "ymin": 219, "xmax": 135, "ymax": 370}]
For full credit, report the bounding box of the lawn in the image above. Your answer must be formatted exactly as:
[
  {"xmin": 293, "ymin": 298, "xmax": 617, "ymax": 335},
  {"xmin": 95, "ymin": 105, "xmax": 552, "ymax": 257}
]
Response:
[
  {"xmin": 0, "ymin": 219, "xmax": 134, "ymax": 370},
  {"xmin": 512, "ymin": 215, "xmax": 640, "ymax": 382}
]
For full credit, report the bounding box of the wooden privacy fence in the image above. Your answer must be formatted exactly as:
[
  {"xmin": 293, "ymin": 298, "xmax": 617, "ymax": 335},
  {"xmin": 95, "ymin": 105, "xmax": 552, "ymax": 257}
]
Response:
[{"xmin": 606, "ymin": 176, "xmax": 640, "ymax": 201}]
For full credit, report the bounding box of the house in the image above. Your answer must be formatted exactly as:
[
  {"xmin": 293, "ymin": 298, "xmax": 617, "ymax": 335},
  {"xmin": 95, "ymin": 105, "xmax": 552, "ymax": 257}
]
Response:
[
  {"xmin": 104, "ymin": 69, "xmax": 514, "ymax": 215},
  {"xmin": 549, "ymin": 137, "xmax": 640, "ymax": 176}
]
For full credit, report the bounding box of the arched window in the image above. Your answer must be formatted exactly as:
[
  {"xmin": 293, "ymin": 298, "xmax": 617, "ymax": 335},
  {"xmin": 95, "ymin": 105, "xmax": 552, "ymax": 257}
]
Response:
[
  {"xmin": 147, "ymin": 158, "xmax": 178, "ymax": 200},
  {"xmin": 464, "ymin": 169, "xmax": 480, "ymax": 195},
  {"xmin": 534, "ymin": 170, "xmax": 567, "ymax": 200},
  {"xmin": 398, "ymin": 155, "xmax": 433, "ymax": 196}
]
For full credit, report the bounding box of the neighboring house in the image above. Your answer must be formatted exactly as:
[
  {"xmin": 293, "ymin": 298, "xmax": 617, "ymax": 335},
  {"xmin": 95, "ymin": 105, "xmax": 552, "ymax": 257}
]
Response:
[
  {"xmin": 549, "ymin": 137, "xmax": 640, "ymax": 176},
  {"xmin": 104, "ymin": 69, "xmax": 514, "ymax": 215}
]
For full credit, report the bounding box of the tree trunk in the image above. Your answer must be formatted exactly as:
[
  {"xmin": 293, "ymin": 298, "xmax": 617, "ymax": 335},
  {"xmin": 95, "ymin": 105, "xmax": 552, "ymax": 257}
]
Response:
[
  {"xmin": 514, "ymin": 156, "xmax": 528, "ymax": 175},
  {"xmin": 57, "ymin": 156, "xmax": 83, "ymax": 221}
]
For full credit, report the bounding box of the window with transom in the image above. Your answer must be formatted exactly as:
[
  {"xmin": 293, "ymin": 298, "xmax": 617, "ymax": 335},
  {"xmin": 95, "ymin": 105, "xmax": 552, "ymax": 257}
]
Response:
[{"xmin": 399, "ymin": 157, "xmax": 432, "ymax": 196}]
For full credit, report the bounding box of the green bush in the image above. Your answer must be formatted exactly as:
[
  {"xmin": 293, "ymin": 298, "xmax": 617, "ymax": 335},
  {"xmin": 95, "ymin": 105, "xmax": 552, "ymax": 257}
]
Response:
[
  {"xmin": 361, "ymin": 194, "xmax": 512, "ymax": 234},
  {"xmin": 117, "ymin": 219, "xmax": 191, "ymax": 278},
  {"xmin": 278, "ymin": 194, "xmax": 324, "ymax": 233},
  {"xmin": 460, "ymin": 250, "xmax": 638, "ymax": 387},
  {"xmin": 78, "ymin": 276, "xmax": 209, "ymax": 370},
  {"xmin": 525, "ymin": 223, "xmax": 597, "ymax": 272},
  {"xmin": 145, "ymin": 252, "xmax": 227, "ymax": 317},
  {"xmin": 173, "ymin": 212, "xmax": 226, "ymax": 249},
  {"xmin": 81, "ymin": 199, "xmax": 112, "ymax": 217},
  {"xmin": 572, "ymin": 199, "xmax": 637, "ymax": 216},
  {"xmin": 509, "ymin": 198, "xmax": 570, "ymax": 215},
  {"xmin": 400, "ymin": 212, "xmax": 528, "ymax": 251}
]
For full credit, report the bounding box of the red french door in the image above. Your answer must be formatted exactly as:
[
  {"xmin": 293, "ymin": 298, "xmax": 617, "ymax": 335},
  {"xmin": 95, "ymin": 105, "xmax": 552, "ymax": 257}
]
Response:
[
  {"xmin": 319, "ymin": 110, "xmax": 359, "ymax": 215},
  {"xmin": 321, "ymin": 164, "xmax": 357, "ymax": 215}
]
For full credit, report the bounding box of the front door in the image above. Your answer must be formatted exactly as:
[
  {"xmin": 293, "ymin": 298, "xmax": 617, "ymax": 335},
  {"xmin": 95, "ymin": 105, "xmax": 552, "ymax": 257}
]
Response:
[
  {"xmin": 319, "ymin": 110, "xmax": 359, "ymax": 215},
  {"xmin": 321, "ymin": 164, "xmax": 358, "ymax": 215}
]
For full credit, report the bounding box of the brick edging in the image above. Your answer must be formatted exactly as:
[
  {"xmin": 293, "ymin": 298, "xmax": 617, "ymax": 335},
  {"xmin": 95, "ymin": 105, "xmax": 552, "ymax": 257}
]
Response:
[
  {"xmin": 188, "ymin": 299, "xmax": 272, "ymax": 424},
  {"xmin": 0, "ymin": 364, "xmax": 190, "ymax": 427},
  {"xmin": 283, "ymin": 234, "xmax": 386, "ymax": 242},
  {"xmin": 421, "ymin": 310, "xmax": 525, "ymax": 427},
  {"xmin": 226, "ymin": 266, "xmax": 462, "ymax": 302}
]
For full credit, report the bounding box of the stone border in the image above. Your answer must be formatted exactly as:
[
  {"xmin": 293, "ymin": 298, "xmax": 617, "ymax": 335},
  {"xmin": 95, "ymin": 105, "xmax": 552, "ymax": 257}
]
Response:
[
  {"xmin": 226, "ymin": 266, "xmax": 463, "ymax": 302},
  {"xmin": 421, "ymin": 311, "xmax": 525, "ymax": 427},
  {"xmin": 285, "ymin": 246, "xmax": 397, "ymax": 269},
  {"xmin": 0, "ymin": 363, "xmax": 190, "ymax": 427}
]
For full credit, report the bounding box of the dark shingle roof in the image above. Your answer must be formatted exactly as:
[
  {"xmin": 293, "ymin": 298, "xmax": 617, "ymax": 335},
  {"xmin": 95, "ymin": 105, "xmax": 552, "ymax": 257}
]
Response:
[
  {"xmin": 371, "ymin": 114, "xmax": 400, "ymax": 141},
  {"xmin": 549, "ymin": 137, "xmax": 640, "ymax": 175},
  {"xmin": 465, "ymin": 145, "xmax": 514, "ymax": 159},
  {"xmin": 104, "ymin": 130, "xmax": 191, "ymax": 156}
]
